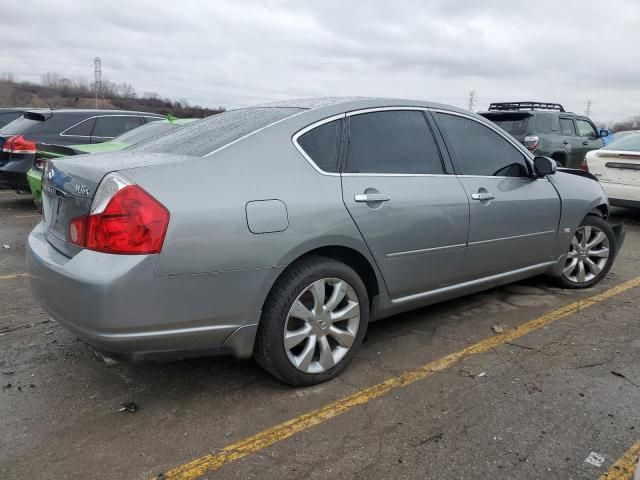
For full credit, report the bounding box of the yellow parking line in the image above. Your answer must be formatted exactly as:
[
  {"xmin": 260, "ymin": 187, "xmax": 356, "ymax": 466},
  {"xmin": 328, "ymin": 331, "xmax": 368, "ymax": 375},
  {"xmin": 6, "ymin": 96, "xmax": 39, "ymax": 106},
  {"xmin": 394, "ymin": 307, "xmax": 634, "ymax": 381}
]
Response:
[
  {"xmin": 159, "ymin": 276, "xmax": 640, "ymax": 480},
  {"xmin": 599, "ymin": 441, "xmax": 640, "ymax": 479},
  {"xmin": 0, "ymin": 273, "xmax": 26, "ymax": 281}
]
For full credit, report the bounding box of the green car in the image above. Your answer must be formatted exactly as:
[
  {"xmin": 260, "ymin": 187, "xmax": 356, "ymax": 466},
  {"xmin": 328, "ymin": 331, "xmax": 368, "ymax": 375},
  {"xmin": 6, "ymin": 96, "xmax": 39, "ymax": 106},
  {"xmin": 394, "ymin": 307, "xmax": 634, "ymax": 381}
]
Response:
[{"xmin": 27, "ymin": 118, "xmax": 196, "ymax": 209}]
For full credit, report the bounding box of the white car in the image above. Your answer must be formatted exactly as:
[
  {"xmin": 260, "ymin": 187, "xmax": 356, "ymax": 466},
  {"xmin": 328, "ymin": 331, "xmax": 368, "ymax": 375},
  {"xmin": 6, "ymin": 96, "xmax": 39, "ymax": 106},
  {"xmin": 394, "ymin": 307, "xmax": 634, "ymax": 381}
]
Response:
[{"xmin": 586, "ymin": 133, "xmax": 640, "ymax": 208}]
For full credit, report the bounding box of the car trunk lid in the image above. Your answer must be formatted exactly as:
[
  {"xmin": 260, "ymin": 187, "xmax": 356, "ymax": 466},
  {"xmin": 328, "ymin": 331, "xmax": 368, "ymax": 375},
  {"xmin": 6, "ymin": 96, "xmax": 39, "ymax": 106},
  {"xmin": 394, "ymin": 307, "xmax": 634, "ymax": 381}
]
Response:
[
  {"xmin": 589, "ymin": 150, "xmax": 640, "ymax": 186},
  {"xmin": 41, "ymin": 151, "xmax": 186, "ymax": 257}
]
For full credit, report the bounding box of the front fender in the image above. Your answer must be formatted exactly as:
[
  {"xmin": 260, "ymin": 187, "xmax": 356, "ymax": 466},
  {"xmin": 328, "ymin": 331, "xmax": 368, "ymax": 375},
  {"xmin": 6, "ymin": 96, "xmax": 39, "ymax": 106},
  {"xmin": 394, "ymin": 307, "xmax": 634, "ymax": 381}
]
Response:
[{"xmin": 548, "ymin": 171, "xmax": 609, "ymax": 258}]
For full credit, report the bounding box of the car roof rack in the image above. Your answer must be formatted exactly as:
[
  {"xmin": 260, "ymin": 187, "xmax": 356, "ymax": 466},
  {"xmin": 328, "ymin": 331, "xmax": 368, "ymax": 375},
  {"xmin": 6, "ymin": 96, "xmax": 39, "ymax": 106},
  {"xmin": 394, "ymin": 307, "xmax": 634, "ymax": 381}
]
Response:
[{"xmin": 487, "ymin": 102, "xmax": 565, "ymax": 112}]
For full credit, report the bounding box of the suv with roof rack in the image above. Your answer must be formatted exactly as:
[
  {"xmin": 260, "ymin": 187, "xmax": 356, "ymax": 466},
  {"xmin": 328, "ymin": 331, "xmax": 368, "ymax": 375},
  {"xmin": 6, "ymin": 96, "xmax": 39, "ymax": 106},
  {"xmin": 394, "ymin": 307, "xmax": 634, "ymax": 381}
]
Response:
[{"xmin": 479, "ymin": 102, "xmax": 608, "ymax": 169}]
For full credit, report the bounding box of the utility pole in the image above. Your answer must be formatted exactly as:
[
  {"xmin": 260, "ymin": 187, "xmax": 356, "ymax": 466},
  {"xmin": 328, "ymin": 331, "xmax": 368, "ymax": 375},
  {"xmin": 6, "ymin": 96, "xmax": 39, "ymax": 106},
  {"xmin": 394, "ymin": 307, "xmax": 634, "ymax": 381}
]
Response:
[
  {"xmin": 585, "ymin": 99, "xmax": 592, "ymax": 117},
  {"xmin": 94, "ymin": 57, "xmax": 102, "ymax": 109},
  {"xmin": 467, "ymin": 90, "xmax": 477, "ymax": 112}
]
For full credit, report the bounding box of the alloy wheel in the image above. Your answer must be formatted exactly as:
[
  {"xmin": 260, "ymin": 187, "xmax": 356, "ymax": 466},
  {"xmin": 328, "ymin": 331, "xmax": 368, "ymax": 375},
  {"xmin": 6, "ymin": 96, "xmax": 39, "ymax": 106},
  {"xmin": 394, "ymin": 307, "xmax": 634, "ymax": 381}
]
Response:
[
  {"xmin": 562, "ymin": 225, "xmax": 610, "ymax": 284},
  {"xmin": 283, "ymin": 277, "xmax": 360, "ymax": 374}
]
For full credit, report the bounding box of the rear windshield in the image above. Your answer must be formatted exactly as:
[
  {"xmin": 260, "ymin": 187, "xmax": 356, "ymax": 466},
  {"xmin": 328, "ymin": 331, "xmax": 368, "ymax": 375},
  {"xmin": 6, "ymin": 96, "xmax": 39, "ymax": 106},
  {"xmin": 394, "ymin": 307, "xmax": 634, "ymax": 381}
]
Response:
[
  {"xmin": 113, "ymin": 122, "xmax": 178, "ymax": 145},
  {"xmin": 0, "ymin": 114, "xmax": 44, "ymax": 135},
  {"xmin": 482, "ymin": 114, "xmax": 531, "ymax": 136},
  {"xmin": 603, "ymin": 133, "xmax": 640, "ymax": 152},
  {"xmin": 129, "ymin": 107, "xmax": 303, "ymax": 156}
]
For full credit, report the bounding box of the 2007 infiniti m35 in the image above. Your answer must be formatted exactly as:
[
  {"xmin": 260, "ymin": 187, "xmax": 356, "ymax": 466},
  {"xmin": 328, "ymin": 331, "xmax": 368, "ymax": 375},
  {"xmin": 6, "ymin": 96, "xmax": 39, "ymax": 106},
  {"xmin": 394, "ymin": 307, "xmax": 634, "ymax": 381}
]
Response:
[{"xmin": 27, "ymin": 98, "xmax": 624, "ymax": 386}]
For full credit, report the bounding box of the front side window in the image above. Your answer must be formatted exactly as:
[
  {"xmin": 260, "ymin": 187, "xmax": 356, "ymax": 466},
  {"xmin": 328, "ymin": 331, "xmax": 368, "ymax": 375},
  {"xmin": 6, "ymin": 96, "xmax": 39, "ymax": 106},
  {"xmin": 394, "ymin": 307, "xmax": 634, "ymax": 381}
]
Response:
[
  {"xmin": 560, "ymin": 118, "xmax": 577, "ymax": 136},
  {"xmin": 436, "ymin": 113, "xmax": 529, "ymax": 177},
  {"xmin": 63, "ymin": 118, "xmax": 95, "ymax": 136},
  {"xmin": 345, "ymin": 110, "xmax": 444, "ymax": 174},
  {"xmin": 297, "ymin": 119, "xmax": 342, "ymax": 173},
  {"xmin": 93, "ymin": 116, "xmax": 143, "ymax": 138},
  {"xmin": 576, "ymin": 119, "xmax": 598, "ymax": 139}
]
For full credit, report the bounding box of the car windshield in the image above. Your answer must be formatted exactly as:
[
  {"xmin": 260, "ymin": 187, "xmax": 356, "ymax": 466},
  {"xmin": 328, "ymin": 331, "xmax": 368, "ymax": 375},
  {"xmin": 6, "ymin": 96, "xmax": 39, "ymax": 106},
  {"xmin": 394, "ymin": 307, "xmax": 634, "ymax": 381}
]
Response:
[
  {"xmin": 603, "ymin": 133, "xmax": 640, "ymax": 152},
  {"xmin": 0, "ymin": 114, "xmax": 43, "ymax": 135},
  {"xmin": 483, "ymin": 114, "xmax": 531, "ymax": 136},
  {"xmin": 129, "ymin": 107, "xmax": 303, "ymax": 156},
  {"xmin": 113, "ymin": 122, "xmax": 179, "ymax": 145}
]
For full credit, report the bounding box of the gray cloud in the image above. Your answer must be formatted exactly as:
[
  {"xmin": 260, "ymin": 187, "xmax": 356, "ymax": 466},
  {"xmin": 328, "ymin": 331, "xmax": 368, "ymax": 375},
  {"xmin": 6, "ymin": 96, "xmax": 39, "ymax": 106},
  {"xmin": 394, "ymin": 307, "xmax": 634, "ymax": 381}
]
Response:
[{"xmin": 1, "ymin": 0, "xmax": 638, "ymax": 121}]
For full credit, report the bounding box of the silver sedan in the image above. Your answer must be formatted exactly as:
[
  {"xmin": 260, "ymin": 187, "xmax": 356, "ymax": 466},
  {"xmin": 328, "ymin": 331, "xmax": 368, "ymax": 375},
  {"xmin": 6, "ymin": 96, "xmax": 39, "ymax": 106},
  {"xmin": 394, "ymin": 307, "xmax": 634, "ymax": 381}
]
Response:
[{"xmin": 27, "ymin": 98, "xmax": 623, "ymax": 385}]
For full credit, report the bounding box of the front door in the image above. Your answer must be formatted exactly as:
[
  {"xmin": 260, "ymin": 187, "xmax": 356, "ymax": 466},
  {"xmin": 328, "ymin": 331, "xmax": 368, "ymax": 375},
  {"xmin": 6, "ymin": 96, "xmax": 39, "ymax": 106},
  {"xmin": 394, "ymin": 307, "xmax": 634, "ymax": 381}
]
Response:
[
  {"xmin": 341, "ymin": 109, "xmax": 470, "ymax": 300},
  {"xmin": 433, "ymin": 111, "xmax": 562, "ymax": 280},
  {"xmin": 575, "ymin": 118, "xmax": 604, "ymax": 162}
]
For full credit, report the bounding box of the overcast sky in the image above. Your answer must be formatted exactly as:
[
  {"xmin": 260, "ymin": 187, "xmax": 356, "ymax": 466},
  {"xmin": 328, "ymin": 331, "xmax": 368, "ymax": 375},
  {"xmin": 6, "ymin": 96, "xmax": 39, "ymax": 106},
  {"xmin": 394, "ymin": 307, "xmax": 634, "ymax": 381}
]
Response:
[{"xmin": 1, "ymin": 0, "xmax": 638, "ymax": 122}]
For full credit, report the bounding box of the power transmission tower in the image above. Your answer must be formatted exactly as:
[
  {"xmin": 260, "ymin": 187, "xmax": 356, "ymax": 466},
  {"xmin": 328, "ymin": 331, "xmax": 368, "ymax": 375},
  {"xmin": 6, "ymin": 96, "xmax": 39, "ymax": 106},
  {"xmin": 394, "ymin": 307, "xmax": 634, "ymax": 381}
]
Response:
[
  {"xmin": 94, "ymin": 57, "xmax": 102, "ymax": 109},
  {"xmin": 467, "ymin": 90, "xmax": 477, "ymax": 112},
  {"xmin": 585, "ymin": 99, "xmax": 592, "ymax": 117}
]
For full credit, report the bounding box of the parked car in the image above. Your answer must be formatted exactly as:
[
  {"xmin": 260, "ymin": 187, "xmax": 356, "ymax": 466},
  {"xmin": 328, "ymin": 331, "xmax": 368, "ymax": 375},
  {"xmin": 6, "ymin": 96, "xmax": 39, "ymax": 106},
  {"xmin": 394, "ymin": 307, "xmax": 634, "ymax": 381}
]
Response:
[
  {"xmin": 479, "ymin": 102, "xmax": 607, "ymax": 168},
  {"xmin": 0, "ymin": 109, "xmax": 165, "ymax": 191},
  {"xmin": 612, "ymin": 130, "xmax": 640, "ymax": 140},
  {"xmin": 0, "ymin": 108, "xmax": 46, "ymax": 129},
  {"xmin": 27, "ymin": 118, "xmax": 197, "ymax": 209},
  {"xmin": 585, "ymin": 133, "xmax": 640, "ymax": 208},
  {"xmin": 27, "ymin": 97, "xmax": 623, "ymax": 386}
]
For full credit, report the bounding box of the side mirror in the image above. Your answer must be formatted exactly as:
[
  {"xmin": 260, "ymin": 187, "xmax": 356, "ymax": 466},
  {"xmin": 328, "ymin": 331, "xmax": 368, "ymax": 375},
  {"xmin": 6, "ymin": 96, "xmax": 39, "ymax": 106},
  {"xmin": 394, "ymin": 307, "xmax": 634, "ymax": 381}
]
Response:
[
  {"xmin": 600, "ymin": 129, "xmax": 610, "ymax": 138},
  {"xmin": 533, "ymin": 156, "xmax": 557, "ymax": 176}
]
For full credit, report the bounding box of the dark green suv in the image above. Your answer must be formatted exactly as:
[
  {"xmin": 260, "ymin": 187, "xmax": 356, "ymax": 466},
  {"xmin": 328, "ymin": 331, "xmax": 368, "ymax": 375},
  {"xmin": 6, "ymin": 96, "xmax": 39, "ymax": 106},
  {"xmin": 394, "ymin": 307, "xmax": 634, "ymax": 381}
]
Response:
[{"xmin": 480, "ymin": 102, "xmax": 608, "ymax": 168}]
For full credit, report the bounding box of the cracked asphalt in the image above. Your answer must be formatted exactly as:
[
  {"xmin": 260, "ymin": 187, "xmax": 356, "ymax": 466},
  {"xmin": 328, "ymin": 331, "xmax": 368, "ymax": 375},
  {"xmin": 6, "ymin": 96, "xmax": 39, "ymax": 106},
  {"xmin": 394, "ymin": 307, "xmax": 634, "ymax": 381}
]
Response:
[{"xmin": 1, "ymin": 189, "xmax": 639, "ymax": 479}]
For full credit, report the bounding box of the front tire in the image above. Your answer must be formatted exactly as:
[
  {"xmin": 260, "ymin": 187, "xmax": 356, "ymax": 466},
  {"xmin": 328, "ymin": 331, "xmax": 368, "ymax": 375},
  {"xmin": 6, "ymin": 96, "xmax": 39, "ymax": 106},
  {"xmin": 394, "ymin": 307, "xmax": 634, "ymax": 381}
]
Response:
[
  {"xmin": 254, "ymin": 256, "xmax": 369, "ymax": 386},
  {"xmin": 557, "ymin": 215, "xmax": 616, "ymax": 289}
]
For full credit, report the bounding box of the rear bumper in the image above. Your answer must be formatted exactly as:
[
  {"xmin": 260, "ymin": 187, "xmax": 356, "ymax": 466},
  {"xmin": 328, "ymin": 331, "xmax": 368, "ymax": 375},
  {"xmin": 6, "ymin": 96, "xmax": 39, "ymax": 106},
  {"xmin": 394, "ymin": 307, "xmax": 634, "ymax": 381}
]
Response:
[
  {"xmin": 600, "ymin": 181, "xmax": 640, "ymax": 205},
  {"xmin": 0, "ymin": 153, "xmax": 33, "ymax": 191},
  {"xmin": 27, "ymin": 223, "xmax": 278, "ymax": 360}
]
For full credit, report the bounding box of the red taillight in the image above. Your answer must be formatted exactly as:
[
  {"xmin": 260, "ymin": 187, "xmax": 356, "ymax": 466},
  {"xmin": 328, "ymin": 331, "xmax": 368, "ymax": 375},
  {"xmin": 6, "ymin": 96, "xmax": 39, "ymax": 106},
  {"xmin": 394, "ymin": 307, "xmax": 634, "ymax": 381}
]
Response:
[
  {"xmin": 580, "ymin": 157, "xmax": 590, "ymax": 172},
  {"xmin": 1, "ymin": 135, "xmax": 36, "ymax": 154},
  {"xmin": 70, "ymin": 185, "xmax": 169, "ymax": 254}
]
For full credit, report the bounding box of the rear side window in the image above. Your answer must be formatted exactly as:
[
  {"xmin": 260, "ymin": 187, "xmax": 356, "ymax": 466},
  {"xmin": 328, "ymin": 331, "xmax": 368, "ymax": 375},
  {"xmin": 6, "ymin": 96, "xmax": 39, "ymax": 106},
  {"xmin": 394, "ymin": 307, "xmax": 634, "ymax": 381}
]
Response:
[
  {"xmin": 130, "ymin": 107, "xmax": 303, "ymax": 157},
  {"xmin": 345, "ymin": 110, "xmax": 444, "ymax": 174},
  {"xmin": 560, "ymin": 118, "xmax": 577, "ymax": 136},
  {"xmin": 484, "ymin": 114, "xmax": 531, "ymax": 136},
  {"xmin": 436, "ymin": 113, "xmax": 529, "ymax": 177},
  {"xmin": 93, "ymin": 116, "xmax": 143, "ymax": 138},
  {"xmin": 534, "ymin": 114, "xmax": 553, "ymax": 134},
  {"xmin": 297, "ymin": 119, "xmax": 342, "ymax": 173},
  {"xmin": 63, "ymin": 118, "xmax": 95, "ymax": 136}
]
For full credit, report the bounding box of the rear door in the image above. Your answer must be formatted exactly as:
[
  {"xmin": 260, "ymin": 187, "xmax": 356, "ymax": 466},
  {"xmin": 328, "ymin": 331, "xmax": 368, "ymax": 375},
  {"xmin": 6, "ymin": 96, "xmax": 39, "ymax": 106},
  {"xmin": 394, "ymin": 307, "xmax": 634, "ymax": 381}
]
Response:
[
  {"xmin": 433, "ymin": 111, "xmax": 561, "ymax": 280},
  {"xmin": 340, "ymin": 109, "xmax": 469, "ymax": 300}
]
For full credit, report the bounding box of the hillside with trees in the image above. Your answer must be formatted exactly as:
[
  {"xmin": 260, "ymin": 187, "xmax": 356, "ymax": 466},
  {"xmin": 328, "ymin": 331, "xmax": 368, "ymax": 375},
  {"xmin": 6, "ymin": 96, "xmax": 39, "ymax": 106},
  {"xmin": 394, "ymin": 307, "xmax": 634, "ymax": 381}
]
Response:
[{"xmin": 0, "ymin": 72, "xmax": 224, "ymax": 118}]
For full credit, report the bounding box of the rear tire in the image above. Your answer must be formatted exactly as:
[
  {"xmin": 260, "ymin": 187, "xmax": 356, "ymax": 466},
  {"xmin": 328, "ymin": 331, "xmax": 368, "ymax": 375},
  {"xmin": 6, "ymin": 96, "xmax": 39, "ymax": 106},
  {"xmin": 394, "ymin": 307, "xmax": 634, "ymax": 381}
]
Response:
[
  {"xmin": 254, "ymin": 256, "xmax": 369, "ymax": 386},
  {"xmin": 557, "ymin": 215, "xmax": 616, "ymax": 289}
]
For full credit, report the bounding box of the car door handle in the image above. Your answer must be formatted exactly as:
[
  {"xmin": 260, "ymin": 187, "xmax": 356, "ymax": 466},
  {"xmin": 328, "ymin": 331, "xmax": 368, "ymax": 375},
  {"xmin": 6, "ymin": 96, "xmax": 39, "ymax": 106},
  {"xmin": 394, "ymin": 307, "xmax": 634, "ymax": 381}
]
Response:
[
  {"xmin": 582, "ymin": 140, "xmax": 589, "ymax": 146},
  {"xmin": 562, "ymin": 140, "xmax": 570, "ymax": 145},
  {"xmin": 354, "ymin": 193, "xmax": 391, "ymax": 203},
  {"xmin": 471, "ymin": 192, "xmax": 495, "ymax": 201}
]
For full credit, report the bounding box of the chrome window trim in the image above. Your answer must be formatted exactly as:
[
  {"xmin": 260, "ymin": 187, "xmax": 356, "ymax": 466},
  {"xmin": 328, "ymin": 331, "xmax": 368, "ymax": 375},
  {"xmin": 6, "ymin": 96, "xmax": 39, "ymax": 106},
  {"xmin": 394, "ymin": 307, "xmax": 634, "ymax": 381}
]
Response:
[
  {"xmin": 291, "ymin": 113, "xmax": 345, "ymax": 176},
  {"xmin": 429, "ymin": 108, "xmax": 537, "ymax": 176},
  {"xmin": 341, "ymin": 173, "xmax": 453, "ymax": 178},
  {"xmin": 59, "ymin": 114, "xmax": 148, "ymax": 137},
  {"xmin": 345, "ymin": 106, "xmax": 429, "ymax": 116}
]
